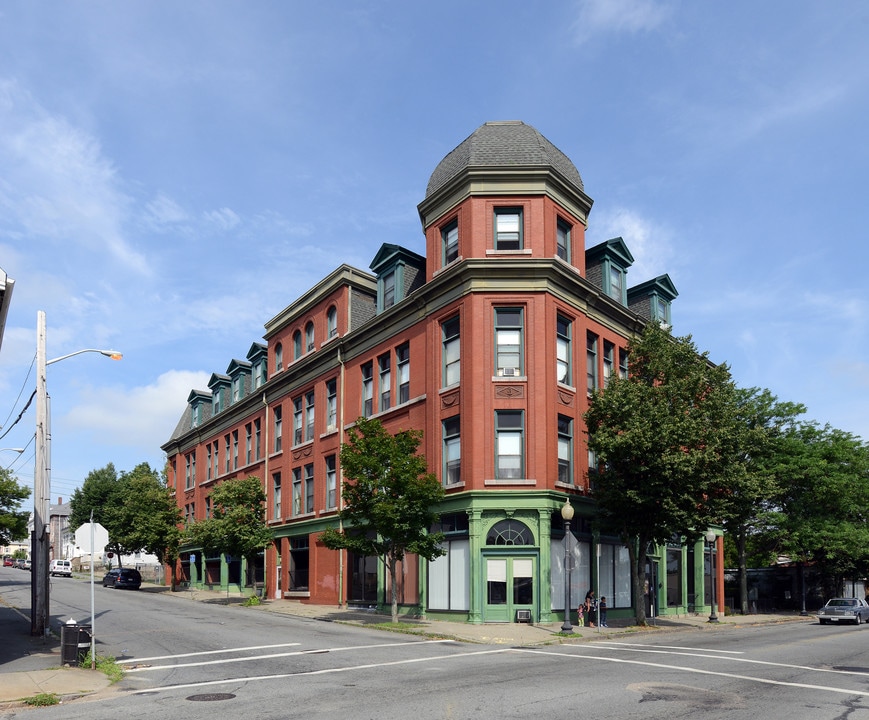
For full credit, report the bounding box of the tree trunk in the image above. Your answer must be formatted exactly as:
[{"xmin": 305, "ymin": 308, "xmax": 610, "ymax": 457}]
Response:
[
  {"xmin": 629, "ymin": 537, "xmax": 648, "ymax": 626},
  {"xmin": 388, "ymin": 554, "xmax": 399, "ymax": 623},
  {"xmin": 737, "ymin": 527, "xmax": 749, "ymax": 615}
]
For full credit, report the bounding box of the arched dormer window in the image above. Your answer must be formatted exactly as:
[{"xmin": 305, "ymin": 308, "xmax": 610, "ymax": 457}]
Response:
[
  {"xmin": 305, "ymin": 321, "xmax": 315, "ymax": 352},
  {"xmin": 274, "ymin": 343, "xmax": 283, "ymax": 373},
  {"xmin": 486, "ymin": 519, "xmax": 534, "ymax": 546},
  {"xmin": 327, "ymin": 306, "xmax": 338, "ymax": 338}
]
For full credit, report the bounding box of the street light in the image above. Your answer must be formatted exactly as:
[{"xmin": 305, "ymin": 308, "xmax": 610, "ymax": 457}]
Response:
[
  {"xmin": 32, "ymin": 310, "xmax": 122, "ymax": 637},
  {"xmin": 561, "ymin": 498, "xmax": 575, "ymax": 633},
  {"xmin": 705, "ymin": 529, "xmax": 719, "ymax": 624}
]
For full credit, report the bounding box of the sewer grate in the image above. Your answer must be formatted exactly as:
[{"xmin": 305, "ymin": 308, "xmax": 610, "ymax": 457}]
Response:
[{"xmin": 186, "ymin": 693, "xmax": 237, "ymax": 702}]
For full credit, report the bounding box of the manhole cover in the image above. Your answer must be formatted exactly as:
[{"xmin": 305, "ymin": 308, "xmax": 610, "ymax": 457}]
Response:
[{"xmin": 186, "ymin": 693, "xmax": 236, "ymax": 702}]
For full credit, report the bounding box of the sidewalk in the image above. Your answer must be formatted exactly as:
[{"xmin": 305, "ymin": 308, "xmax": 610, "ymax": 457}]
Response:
[{"xmin": 0, "ymin": 585, "xmax": 814, "ymax": 707}]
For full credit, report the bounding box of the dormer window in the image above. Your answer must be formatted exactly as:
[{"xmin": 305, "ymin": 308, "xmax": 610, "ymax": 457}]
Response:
[
  {"xmin": 382, "ymin": 271, "xmax": 396, "ymax": 309},
  {"xmin": 608, "ymin": 265, "xmax": 624, "ymax": 303},
  {"xmin": 652, "ymin": 296, "xmax": 671, "ymax": 326},
  {"xmin": 232, "ymin": 376, "xmax": 243, "ymax": 403},
  {"xmin": 212, "ymin": 390, "xmax": 222, "ymax": 414},
  {"xmin": 191, "ymin": 403, "xmax": 202, "ymax": 429},
  {"xmin": 442, "ymin": 219, "xmax": 458, "ymax": 265},
  {"xmin": 494, "ymin": 208, "xmax": 522, "ymax": 250}
]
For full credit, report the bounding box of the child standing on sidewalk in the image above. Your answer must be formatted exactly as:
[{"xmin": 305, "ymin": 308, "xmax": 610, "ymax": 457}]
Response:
[
  {"xmin": 577, "ymin": 603, "xmax": 585, "ymax": 627},
  {"xmin": 599, "ymin": 596, "xmax": 609, "ymax": 627}
]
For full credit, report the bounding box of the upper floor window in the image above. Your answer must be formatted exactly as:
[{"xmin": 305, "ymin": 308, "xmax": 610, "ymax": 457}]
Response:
[
  {"xmin": 253, "ymin": 359, "xmax": 266, "ymax": 389},
  {"xmin": 443, "ymin": 416, "xmax": 461, "ymax": 486},
  {"xmin": 305, "ymin": 390, "xmax": 315, "ymax": 442},
  {"xmin": 245, "ymin": 423, "xmax": 252, "ymax": 465},
  {"xmin": 304, "ymin": 463, "xmax": 315, "ymax": 514},
  {"xmin": 397, "ymin": 343, "xmax": 410, "ymax": 404},
  {"xmin": 185, "ymin": 452, "xmax": 195, "ymax": 490},
  {"xmin": 494, "ymin": 208, "xmax": 523, "ymax": 250},
  {"xmin": 603, "ymin": 341, "xmax": 615, "ymax": 388},
  {"xmin": 361, "ymin": 362, "xmax": 374, "ymax": 418},
  {"xmin": 326, "ymin": 455, "xmax": 337, "ymax": 509},
  {"xmin": 556, "ymin": 314, "xmax": 571, "ymax": 385},
  {"xmin": 191, "ymin": 403, "xmax": 202, "ymax": 429},
  {"xmin": 442, "ymin": 315, "xmax": 460, "ymax": 387},
  {"xmin": 382, "ymin": 271, "xmax": 396, "ymax": 309},
  {"xmin": 326, "ymin": 378, "xmax": 337, "ymax": 430},
  {"xmin": 619, "ymin": 348, "xmax": 629, "ymax": 379},
  {"xmin": 272, "ymin": 472, "xmax": 281, "ymax": 521},
  {"xmin": 293, "ymin": 330, "xmax": 302, "ymax": 360},
  {"xmin": 293, "ymin": 396, "xmax": 303, "ymax": 445},
  {"xmin": 556, "ymin": 218, "xmax": 571, "ymax": 261},
  {"xmin": 652, "ymin": 296, "xmax": 671, "ymax": 325},
  {"xmin": 305, "ymin": 321, "xmax": 315, "ymax": 352},
  {"xmin": 224, "ymin": 434, "xmax": 231, "ymax": 474},
  {"xmin": 232, "ymin": 430, "xmax": 239, "ymax": 469},
  {"xmin": 442, "ymin": 219, "xmax": 459, "ymax": 265},
  {"xmin": 379, "ymin": 353, "xmax": 391, "ymax": 412},
  {"xmin": 212, "ymin": 387, "xmax": 223, "ymax": 414},
  {"xmin": 495, "ymin": 410, "xmax": 524, "ymax": 479},
  {"xmin": 232, "ymin": 376, "xmax": 243, "ymax": 403},
  {"xmin": 495, "ymin": 308, "xmax": 523, "ymax": 377},
  {"xmin": 558, "ymin": 415, "xmax": 573, "ymax": 485},
  {"xmin": 254, "ymin": 418, "xmax": 262, "ymax": 460},
  {"xmin": 273, "ymin": 405, "xmax": 283, "ymax": 453},
  {"xmin": 327, "ymin": 306, "xmax": 338, "ymax": 338},
  {"xmin": 274, "ymin": 343, "xmax": 283, "ymax": 373},
  {"xmin": 608, "ymin": 265, "xmax": 625, "ymax": 303},
  {"xmin": 586, "ymin": 333, "xmax": 599, "ymax": 395}
]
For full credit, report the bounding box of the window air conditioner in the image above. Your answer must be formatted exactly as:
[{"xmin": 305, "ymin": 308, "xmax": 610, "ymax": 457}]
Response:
[
  {"xmin": 499, "ymin": 367, "xmax": 517, "ymax": 377},
  {"xmin": 516, "ymin": 609, "xmax": 532, "ymax": 623}
]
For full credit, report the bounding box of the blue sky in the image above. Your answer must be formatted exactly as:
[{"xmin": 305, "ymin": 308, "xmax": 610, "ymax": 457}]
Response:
[{"xmin": 1, "ymin": 1, "xmax": 867, "ymax": 507}]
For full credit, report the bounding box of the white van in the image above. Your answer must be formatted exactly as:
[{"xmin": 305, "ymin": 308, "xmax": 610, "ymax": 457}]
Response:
[{"xmin": 49, "ymin": 559, "xmax": 72, "ymax": 577}]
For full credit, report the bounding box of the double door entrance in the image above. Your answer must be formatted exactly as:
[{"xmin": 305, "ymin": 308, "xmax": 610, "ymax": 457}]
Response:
[{"xmin": 483, "ymin": 555, "xmax": 536, "ymax": 622}]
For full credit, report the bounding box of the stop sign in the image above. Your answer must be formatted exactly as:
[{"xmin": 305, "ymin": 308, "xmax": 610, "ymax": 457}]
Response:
[{"xmin": 106, "ymin": 552, "xmax": 114, "ymax": 558}]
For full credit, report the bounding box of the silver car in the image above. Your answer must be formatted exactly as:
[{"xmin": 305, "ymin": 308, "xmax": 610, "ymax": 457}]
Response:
[{"xmin": 817, "ymin": 597, "xmax": 869, "ymax": 625}]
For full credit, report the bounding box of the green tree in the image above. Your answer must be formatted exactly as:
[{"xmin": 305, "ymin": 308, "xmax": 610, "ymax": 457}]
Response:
[
  {"xmin": 761, "ymin": 423, "xmax": 869, "ymax": 600},
  {"xmin": 0, "ymin": 467, "xmax": 31, "ymax": 545},
  {"xmin": 184, "ymin": 475, "xmax": 273, "ymax": 593},
  {"xmin": 113, "ymin": 463, "xmax": 182, "ymax": 587},
  {"xmin": 722, "ymin": 388, "xmax": 805, "ymax": 614},
  {"xmin": 584, "ymin": 323, "xmax": 741, "ymax": 625},
  {"xmin": 321, "ymin": 417, "xmax": 446, "ymax": 623}
]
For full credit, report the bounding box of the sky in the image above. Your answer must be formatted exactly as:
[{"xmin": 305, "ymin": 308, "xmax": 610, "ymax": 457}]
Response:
[{"xmin": 1, "ymin": 1, "xmax": 868, "ymax": 510}]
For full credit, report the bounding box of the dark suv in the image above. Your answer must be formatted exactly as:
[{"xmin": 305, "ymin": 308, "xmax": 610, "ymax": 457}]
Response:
[{"xmin": 102, "ymin": 567, "xmax": 142, "ymax": 590}]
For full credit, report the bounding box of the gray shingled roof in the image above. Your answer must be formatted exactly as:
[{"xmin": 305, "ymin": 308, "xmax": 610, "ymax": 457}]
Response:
[{"xmin": 425, "ymin": 121, "xmax": 584, "ymax": 198}]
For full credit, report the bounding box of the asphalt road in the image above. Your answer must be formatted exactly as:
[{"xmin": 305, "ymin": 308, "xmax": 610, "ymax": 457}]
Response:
[{"xmin": 6, "ymin": 570, "xmax": 869, "ymax": 719}]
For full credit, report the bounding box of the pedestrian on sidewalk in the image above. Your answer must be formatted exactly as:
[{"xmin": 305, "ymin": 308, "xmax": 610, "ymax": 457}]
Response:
[
  {"xmin": 577, "ymin": 603, "xmax": 585, "ymax": 627},
  {"xmin": 585, "ymin": 589, "xmax": 597, "ymax": 628},
  {"xmin": 599, "ymin": 596, "xmax": 608, "ymax": 627}
]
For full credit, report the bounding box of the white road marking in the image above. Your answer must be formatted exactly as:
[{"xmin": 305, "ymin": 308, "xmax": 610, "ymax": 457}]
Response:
[
  {"xmin": 519, "ymin": 649, "xmax": 869, "ymax": 697},
  {"xmin": 125, "ymin": 639, "xmax": 456, "ymax": 673},
  {"xmin": 130, "ymin": 648, "xmax": 509, "ymax": 694},
  {"xmin": 116, "ymin": 643, "xmax": 301, "ymax": 664},
  {"xmin": 572, "ymin": 643, "xmax": 869, "ymax": 677},
  {"xmin": 597, "ymin": 641, "xmax": 744, "ymax": 654}
]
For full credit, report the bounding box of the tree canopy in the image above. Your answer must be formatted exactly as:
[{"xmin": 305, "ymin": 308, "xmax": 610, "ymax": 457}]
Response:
[
  {"xmin": 584, "ymin": 322, "xmax": 741, "ymax": 624},
  {"xmin": 0, "ymin": 467, "xmax": 31, "ymax": 545},
  {"xmin": 321, "ymin": 417, "xmax": 446, "ymax": 622},
  {"xmin": 184, "ymin": 475, "xmax": 273, "ymax": 591}
]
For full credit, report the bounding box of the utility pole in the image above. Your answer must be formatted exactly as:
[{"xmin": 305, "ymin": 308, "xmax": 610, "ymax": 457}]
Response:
[{"xmin": 32, "ymin": 310, "xmax": 49, "ymax": 636}]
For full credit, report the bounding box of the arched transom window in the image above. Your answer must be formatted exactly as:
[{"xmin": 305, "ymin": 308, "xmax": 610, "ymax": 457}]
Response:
[{"xmin": 486, "ymin": 519, "xmax": 534, "ymax": 546}]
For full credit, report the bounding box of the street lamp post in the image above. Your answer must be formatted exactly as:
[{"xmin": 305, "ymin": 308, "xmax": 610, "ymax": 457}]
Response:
[
  {"xmin": 705, "ymin": 529, "xmax": 719, "ymax": 624},
  {"xmin": 561, "ymin": 498, "xmax": 575, "ymax": 633},
  {"xmin": 32, "ymin": 310, "xmax": 121, "ymax": 637}
]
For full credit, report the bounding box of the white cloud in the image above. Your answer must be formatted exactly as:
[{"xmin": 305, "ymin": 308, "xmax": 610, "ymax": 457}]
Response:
[
  {"xmin": 572, "ymin": 0, "xmax": 670, "ymax": 45},
  {"xmin": 587, "ymin": 206, "xmax": 676, "ymax": 282},
  {"xmin": 63, "ymin": 369, "xmax": 210, "ymax": 454},
  {"xmin": 0, "ymin": 79, "xmax": 149, "ymax": 275},
  {"xmin": 203, "ymin": 207, "xmax": 241, "ymax": 232},
  {"xmin": 145, "ymin": 193, "xmax": 189, "ymax": 227}
]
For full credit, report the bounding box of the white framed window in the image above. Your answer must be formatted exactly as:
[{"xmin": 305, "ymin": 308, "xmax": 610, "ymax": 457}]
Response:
[
  {"xmin": 362, "ymin": 362, "xmax": 373, "ymax": 418},
  {"xmin": 383, "ymin": 270, "xmax": 396, "ymax": 309},
  {"xmin": 608, "ymin": 265, "xmax": 624, "ymax": 302},
  {"xmin": 495, "ymin": 308, "xmax": 523, "ymax": 376},
  {"xmin": 442, "ymin": 219, "xmax": 459, "ymax": 265},
  {"xmin": 495, "ymin": 410, "xmax": 524, "ymax": 479},
  {"xmin": 326, "ymin": 378, "xmax": 337, "ymax": 430},
  {"xmin": 254, "ymin": 418, "xmax": 261, "ymax": 460},
  {"xmin": 224, "ymin": 434, "xmax": 231, "ymax": 474},
  {"xmin": 586, "ymin": 333, "xmax": 598, "ymax": 395},
  {"xmin": 305, "ymin": 390, "xmax": 315, "ymax": 442},
  {"xmin": 619, "ymin": 348, "xmax": 629, "ymax": 379},
  {"xmin": 245, "ymin": 423, "xmax": 252, "ymax": 465},
  {"xmin": 327, "ymin": 306, "xmax": 338, "ymax": 338},
  {"xmin": 273, "ymin": 405, "xmax": 282, "ymax": 453},
  {"xmin": 232, "ymin": 430, "xmax": 239, "ymax": 469},
  {"xmin": 293, "ymin": 330, "xmax": 302, "ymax": 359},
  {"xmin": 556, "ymin": 218, "xmax": 571, "ymax": 261},
  {"xmin": 558, "ymin": 415, "xmax": 573, "ymax": 485},
  {"xmin": 272, "ymin": 472, "xmax": 281, "ymax": 521},
  {"xmin": 494, "ymin": 208, "xmax": 522, "ymax": 250},
  {"xmin": 305, "ymin": 321, "xmax": 315, "ymax": 352},
  {"xmin": 293, "ymin": 467, "xmax": 302, "ymax": 516},
  {"xmin": 379, "ymin": 353, "xmax": 391, "ymax": 412},
  {"xmin": 304, "ymin": 463, "xmax": 314, "ymax": 514},
  {"xmin": 442, "ymin": 315, "xmax": 460, "ymax": 387},
  {"xmin": 557, "ymin": 314, "xmax": 571, "ymax": 385},
  {"xmin": 397, "ymin": 343, "xmax": 410, "ymax": 404},
  {"xmin": 603, "ymin": 341, "xmax": 615, "ymax": 388},
  {"xmin": 293, "ymin": 397, "xmax": 303, "ymax": 445},
  {"xmin": 443, "ymin": 416, "xmax": 461, "ymax": 486},
  {"xmin": 326, "ymin": 455, "xmax": 337, "ymax": 509},
  {"xmin": 274, "ymin": 343, "xmax": 283, "ymax": 373}
]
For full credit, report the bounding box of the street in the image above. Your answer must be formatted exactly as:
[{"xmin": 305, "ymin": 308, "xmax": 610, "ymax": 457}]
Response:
[{"xmin": 4, "ymin": 568, "xmax": 869, "ymax": 719}]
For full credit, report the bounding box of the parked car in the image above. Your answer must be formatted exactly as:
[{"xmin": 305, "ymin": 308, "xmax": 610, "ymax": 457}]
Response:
[
  {"xmin": 3, "ymin": 557, "xmax": 12, "ymax": 567},
  {"xmin": 21, "ymin": 559, "xmax": 31, "ymax": 571},
  {"xmin": 102, "ymin": 567, "xmax": 141, "ymax": 590},
  {"xmin": 817, "ymin": 597, "xmax": 869, "ymax": 625},
  {"xmin": 50, "ymin": 559, "xmax": 73, "ymax": 577}
]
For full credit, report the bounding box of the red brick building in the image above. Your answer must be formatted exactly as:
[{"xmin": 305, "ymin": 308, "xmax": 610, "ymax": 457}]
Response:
[{"xmin": 163, "ymin": 121, "xmax": 722, "ymax": 623}]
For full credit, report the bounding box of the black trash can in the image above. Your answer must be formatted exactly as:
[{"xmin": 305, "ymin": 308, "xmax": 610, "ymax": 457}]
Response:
[{"xmin": 61, "ymin": 623, "xmax": 92, "ymax": 665}]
